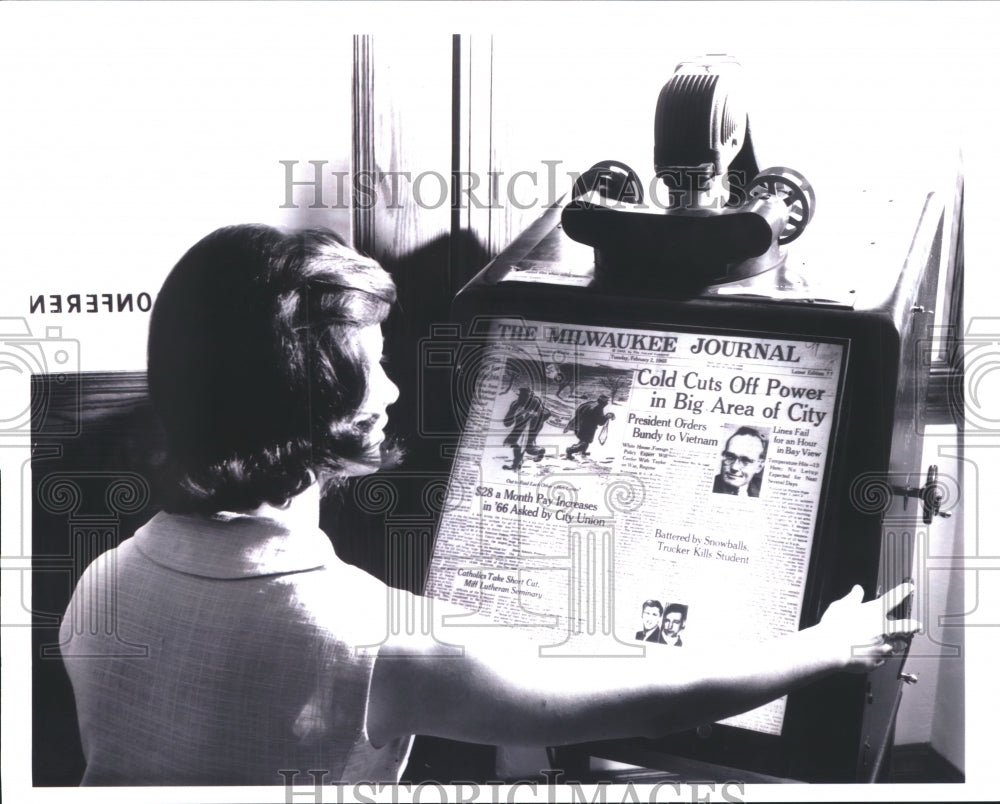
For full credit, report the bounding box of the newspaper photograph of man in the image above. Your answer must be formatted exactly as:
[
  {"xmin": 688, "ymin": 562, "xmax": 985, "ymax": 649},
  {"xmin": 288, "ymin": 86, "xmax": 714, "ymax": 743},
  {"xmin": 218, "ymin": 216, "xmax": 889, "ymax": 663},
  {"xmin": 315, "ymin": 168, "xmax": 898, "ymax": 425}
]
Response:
[
  {"xmin": 635, "ymin": 599, "xmax": 666, "ymax": 643},
  {"xmin": 712, "ymin": 425, "xmax": 769, "ymax": 498},
  {"xmin": 660, "ymin": 603, "xmax": 689, "ymax": 647}
]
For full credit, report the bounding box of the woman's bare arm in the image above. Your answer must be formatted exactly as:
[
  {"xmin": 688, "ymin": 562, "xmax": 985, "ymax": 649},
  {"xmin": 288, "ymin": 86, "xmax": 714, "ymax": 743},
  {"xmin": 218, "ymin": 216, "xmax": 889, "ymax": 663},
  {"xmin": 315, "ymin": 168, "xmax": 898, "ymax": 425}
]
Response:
[{"xmin": 367, "ymin": 583, "xmax": 918, "ymax": 747}]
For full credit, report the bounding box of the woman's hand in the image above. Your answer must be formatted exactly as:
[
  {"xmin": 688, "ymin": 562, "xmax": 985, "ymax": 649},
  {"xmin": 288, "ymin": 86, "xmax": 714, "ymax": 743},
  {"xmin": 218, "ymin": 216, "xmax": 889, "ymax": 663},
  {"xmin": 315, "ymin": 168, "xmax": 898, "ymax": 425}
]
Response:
[{"xmin": 815, "ymin": 582, "xmax": 921, "ymax": 673}]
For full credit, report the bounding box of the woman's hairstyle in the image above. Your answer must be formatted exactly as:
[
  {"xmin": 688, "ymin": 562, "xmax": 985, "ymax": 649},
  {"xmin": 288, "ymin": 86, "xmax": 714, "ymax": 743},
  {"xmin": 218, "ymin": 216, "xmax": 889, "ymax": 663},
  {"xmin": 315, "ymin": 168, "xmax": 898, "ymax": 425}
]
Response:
[{"xmin": 148, "ymin": 224, "xmax": 397, "ymax": 513}]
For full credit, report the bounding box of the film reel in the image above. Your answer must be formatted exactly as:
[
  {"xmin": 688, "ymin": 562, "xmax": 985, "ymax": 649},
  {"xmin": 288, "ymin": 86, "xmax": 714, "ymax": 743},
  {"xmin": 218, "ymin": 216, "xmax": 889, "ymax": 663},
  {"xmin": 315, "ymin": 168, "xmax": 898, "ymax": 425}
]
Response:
[{"xmin": 748, "ymin": 166, "xmax": 816, "ymax": 244}]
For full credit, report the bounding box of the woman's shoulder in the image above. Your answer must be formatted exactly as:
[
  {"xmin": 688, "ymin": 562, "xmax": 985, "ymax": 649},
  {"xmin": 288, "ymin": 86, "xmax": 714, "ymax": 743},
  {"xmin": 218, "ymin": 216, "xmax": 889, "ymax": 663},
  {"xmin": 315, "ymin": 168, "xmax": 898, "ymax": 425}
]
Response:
[{"xmin": 286, "ymin": 555, "xmax": 423, "ymax": 649}]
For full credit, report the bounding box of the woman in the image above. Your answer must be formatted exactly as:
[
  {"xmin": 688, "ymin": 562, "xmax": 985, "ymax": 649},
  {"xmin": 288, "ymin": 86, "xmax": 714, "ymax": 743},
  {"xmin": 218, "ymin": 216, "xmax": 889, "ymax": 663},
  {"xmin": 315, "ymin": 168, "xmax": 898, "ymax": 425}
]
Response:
[{"xmin": 59, "ymin": 224, "xmax": 918, "ymax": 785}]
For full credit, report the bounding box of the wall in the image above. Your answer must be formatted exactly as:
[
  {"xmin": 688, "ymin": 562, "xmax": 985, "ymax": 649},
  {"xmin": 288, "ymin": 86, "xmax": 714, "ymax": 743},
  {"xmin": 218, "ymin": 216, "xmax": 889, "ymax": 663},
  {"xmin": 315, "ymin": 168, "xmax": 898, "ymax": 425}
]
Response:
[{"xmin": 1, "ymin": 5, "xmax": 355, "ymax": 374}]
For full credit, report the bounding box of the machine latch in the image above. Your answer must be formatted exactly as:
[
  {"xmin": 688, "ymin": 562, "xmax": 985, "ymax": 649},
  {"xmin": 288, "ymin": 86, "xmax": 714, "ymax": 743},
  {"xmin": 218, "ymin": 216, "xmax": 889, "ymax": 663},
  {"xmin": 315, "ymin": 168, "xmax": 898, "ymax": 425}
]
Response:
[{"xmin": 894, "ymin": 465, "xmax": 951, "ymax": 525}]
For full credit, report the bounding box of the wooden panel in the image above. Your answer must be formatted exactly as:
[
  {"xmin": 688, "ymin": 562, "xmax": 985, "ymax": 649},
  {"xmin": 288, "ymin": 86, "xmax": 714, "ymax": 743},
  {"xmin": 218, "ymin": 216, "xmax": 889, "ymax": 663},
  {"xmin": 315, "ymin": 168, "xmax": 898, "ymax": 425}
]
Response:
[
  {"xmin": 453, "ymin": 35, "xmax": 496, "ymax": 292},
  {"xmin": 353, "ymin": 34, "xmax": 454, "ymax": 316}
]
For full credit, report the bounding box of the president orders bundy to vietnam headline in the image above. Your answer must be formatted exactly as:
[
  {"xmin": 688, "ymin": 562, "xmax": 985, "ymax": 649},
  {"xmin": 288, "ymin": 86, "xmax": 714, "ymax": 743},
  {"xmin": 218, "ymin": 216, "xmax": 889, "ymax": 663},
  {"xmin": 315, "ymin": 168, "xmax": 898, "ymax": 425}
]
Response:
[{"xmin": 627, "ymin": 413, "xmax": 719, "ymax": 445}]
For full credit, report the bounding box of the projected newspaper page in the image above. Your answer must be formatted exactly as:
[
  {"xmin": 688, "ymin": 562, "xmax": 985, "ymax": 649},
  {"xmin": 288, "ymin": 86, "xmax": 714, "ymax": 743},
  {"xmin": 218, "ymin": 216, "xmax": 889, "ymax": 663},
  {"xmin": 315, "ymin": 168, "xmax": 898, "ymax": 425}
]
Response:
[{"xmin": 425, "ymin": 318, "xmax": 847, "ymax": 735}]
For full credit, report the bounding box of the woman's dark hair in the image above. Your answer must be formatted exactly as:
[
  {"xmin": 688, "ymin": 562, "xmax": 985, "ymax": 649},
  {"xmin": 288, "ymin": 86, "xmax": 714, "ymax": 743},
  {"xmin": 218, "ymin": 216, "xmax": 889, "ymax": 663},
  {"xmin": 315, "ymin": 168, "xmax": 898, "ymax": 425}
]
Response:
[{"xmin": 148, "ymin": 224, "xmax": 396, "ymax": 513}]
